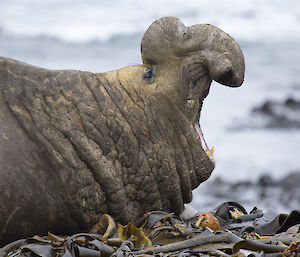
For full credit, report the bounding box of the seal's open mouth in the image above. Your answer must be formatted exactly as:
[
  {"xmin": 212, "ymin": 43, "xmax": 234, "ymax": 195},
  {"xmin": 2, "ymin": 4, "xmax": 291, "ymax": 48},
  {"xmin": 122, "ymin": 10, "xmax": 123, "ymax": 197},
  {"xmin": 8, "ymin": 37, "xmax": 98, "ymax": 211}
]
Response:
[{"xmin": 194, "ymin": 122, "xmax": 215, "ymax": 161}]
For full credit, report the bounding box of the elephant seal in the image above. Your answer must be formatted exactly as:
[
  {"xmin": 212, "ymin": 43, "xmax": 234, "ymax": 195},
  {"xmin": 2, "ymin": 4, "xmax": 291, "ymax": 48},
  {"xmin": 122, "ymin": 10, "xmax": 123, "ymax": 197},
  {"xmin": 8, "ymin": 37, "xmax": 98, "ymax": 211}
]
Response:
[{"xmin": 0, "ymin": 17, "xmax": 245, "ymax": 245}]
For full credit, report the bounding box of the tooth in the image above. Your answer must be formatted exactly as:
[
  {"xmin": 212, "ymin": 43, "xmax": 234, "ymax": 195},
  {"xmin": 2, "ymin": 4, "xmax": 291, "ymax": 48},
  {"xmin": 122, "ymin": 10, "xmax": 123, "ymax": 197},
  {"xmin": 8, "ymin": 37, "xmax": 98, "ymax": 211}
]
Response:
[{"xmin": 206, "ymin": 146, "xmax": 214, "ymax": 157}]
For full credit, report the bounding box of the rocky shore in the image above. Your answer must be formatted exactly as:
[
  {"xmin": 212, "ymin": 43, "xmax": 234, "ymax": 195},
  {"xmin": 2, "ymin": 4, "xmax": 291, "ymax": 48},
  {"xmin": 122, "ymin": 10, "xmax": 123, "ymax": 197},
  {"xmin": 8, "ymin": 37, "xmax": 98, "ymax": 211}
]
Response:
[
  {"xmin": 1, "ymin": 172, "xmax": 300, "ymax": 256},
  {"xmin": 1, "ymin": 199, "xmax": 299, "ymax": 257},
  {"xmin": 231, "ymin": 97, "xmax": 300, "ymax": 130},
  {"xmin": 192, "ymin": 171, "xmax": 300, "ymax": 214}
]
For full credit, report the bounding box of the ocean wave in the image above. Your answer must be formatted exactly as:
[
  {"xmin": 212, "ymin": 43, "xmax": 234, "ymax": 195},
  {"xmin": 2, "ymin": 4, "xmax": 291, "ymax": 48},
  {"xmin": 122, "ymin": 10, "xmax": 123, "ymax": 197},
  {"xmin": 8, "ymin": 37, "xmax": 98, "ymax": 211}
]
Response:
[{"xmin": 0, "ymin": 0, "xmax": 300, "ymax": 44}]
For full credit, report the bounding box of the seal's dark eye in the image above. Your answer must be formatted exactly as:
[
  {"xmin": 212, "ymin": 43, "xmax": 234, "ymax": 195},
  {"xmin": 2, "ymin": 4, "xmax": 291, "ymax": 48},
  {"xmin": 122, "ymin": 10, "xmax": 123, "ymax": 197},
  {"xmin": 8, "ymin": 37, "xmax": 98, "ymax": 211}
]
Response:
[
  {"xmin": 144, "ymin": 69, "xmax": 152, "ymax": 79},
  {"xmin": 143, "ymin": 68, "xmax": 154, "ymax": 83}
]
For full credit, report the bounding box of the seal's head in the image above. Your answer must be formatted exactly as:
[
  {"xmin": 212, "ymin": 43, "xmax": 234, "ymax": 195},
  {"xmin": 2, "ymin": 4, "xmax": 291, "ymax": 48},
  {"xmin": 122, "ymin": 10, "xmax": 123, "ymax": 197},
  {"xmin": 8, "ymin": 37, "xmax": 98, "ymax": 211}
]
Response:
[{"xmin": 140, "ymin": 17, "xmax": 245, "ymax": 195}]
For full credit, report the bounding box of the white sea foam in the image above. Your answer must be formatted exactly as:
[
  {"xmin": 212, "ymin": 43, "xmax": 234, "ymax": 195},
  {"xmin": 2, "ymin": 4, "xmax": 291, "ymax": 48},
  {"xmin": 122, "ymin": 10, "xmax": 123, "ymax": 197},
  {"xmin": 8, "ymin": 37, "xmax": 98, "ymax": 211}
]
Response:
[{"xmin": 0, "ymin": 0, "xmax": 300, "ymax": 43}]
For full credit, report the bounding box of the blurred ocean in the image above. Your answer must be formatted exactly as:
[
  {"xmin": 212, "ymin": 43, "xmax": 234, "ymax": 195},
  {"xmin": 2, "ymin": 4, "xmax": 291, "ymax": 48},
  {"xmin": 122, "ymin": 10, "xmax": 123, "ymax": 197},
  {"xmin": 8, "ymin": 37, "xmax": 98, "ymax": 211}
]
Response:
[{"xmin": 1, "ymin": 0, "xmax": 300, "ymax": 210}]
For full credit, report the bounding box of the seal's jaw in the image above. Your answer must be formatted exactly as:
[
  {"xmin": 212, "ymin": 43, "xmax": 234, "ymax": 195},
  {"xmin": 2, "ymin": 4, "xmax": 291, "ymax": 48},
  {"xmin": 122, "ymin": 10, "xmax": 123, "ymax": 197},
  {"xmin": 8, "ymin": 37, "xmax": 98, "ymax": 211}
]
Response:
[
  {"xmin": 194, "ymin": 122, "xmax": 215, "ymax": 163},
  {"xmin": 192, "ymin": 93, "xmax": 216, "ymax": 170},
  {"xmin": 193, "ymin": 88, "xmax": 215, "ymax": 164},
  {"xmin": 179, "ymin": 60, "xmax": 216, "ymax": 168}
]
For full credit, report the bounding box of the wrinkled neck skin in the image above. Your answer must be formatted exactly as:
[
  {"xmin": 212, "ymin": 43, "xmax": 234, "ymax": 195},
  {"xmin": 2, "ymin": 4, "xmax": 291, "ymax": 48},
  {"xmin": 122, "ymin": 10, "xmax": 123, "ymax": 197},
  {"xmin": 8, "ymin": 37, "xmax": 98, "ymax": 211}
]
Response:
[
  {"xmin": 105, "ymin": 60, "xmax": 215, "ymax": 215},
  {"xmin": 1, "ymin": 56, "xmax": 214, "ymax": 232}
]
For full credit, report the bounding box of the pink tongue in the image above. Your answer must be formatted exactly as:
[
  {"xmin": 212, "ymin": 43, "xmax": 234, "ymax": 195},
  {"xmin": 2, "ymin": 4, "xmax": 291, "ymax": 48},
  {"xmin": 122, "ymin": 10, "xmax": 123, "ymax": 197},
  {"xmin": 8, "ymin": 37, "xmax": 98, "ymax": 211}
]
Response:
[{"xmin": 194, "ymin": 123, "xmax": 209, "ymax": 151}]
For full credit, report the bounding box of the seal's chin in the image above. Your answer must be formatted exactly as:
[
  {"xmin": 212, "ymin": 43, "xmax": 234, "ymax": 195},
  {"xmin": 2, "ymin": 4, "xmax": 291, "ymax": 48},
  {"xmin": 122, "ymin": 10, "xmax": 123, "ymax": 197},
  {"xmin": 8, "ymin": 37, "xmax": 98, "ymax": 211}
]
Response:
[{"xmin": 194, "ymin": 122, "xmax": 215, "ymax": 164}]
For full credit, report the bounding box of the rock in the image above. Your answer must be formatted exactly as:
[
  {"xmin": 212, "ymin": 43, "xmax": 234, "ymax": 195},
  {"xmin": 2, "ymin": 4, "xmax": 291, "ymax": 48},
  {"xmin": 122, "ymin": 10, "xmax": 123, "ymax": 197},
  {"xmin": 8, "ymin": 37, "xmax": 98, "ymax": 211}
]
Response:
[
  {"xmin": 231, "ymin": 97, "xmax": 300, "ymax": 130},
  {"xmin": 191, "ymin": 171, "xmax": 300, "ymax": 213},
  {"xmin": 251, "ymin": 97, "xmax": 300, "ymax": 129}
]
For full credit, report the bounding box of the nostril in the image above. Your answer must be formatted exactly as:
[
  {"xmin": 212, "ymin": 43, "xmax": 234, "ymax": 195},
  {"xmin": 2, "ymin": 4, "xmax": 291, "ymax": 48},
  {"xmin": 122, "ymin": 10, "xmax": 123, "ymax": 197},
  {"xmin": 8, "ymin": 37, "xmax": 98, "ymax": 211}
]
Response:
[{"xmin": 219, "ymin": 69, "xmax": 234, "ymax": 85}]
